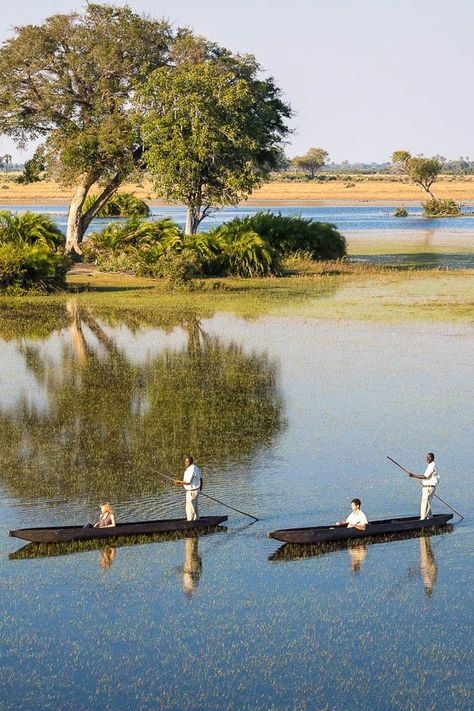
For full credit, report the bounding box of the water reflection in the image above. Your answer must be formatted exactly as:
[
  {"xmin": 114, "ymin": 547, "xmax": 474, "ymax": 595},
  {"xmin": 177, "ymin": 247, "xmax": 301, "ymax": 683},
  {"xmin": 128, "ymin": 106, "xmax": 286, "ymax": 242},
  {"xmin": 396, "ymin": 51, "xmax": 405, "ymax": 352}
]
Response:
[
  {"xmin": 99, "ymin": 546, "xmax": 116, "ymax": 570},
  {"xmin": 269, "ymin": 528, "xmax": 451, "ymax": 598},
  {"xmin": 348, "ymin": 543, "xmax": 367, "ymax": 573},
  {"xmin": 419, "ymin": 536, "xmax": 437, "ymax": 597},
  {"xmin": 0, "ymin": 304, "xmax": 284, "ymax": 501},
  {"xmin": 181, "ymin": 537, "xmax": 202, "ymax": 597}
]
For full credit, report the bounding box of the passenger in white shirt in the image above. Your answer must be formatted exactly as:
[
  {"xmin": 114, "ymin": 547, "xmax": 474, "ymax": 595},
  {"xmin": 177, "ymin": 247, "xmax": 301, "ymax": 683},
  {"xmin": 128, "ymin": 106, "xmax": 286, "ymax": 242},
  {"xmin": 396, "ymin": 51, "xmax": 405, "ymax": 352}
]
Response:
[
  {"xmin": 174, "ymin": 456, "xmax": 202, "ymax": 521},
  {"xmin": 335, "ymin": 498, "xmax": 368, "ymax": 531},
  {"xmin": 408, "ymin": 452, "xmax": 440, "ymax": 520}
]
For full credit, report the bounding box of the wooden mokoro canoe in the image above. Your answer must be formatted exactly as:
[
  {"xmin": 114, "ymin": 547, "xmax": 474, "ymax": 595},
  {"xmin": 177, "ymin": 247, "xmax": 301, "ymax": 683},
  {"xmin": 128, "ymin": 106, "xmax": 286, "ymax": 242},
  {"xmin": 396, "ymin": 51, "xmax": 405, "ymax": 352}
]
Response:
[
  {"xmin": 269, "ymin": 525, "xmax": 454, "ymax": 562},
  {"xmin": 268, "ymin": 513, "xmax": 453, "ymax": 544},
  {"xmin": 9, "ymin": 515, "xmax": 228, "ymax": 544}
]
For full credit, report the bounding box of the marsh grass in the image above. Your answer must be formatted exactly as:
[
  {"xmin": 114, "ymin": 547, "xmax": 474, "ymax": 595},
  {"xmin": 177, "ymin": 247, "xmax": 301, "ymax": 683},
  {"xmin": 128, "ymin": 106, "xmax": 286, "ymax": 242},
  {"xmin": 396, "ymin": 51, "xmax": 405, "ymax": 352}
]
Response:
[{"xmin": 0, "ymin": 265, "xmax": 472, "ymax": 333}]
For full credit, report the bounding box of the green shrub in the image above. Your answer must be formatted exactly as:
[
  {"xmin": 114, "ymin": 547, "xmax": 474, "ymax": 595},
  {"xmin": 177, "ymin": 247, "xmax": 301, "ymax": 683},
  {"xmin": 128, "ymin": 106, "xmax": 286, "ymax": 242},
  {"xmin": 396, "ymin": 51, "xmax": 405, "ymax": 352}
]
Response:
[
  {"xmin": 137, "ymin": 250, "xmax": 200, "ymax": 289},
  {"xmin": 82, "ymin": 192, "xmax": 151, "ymax": 217},
  {"xmin": 94, "ymin": 253, "xmax": 137, "ymax": 273},
  {"xmin": 393, "ymin": 206, "xmax": 408, "ymax": 217},
  {"xmin": 215, "ymin": 213, "xmax": 346, "ymax": 261},
  {"xmin": 84, "ymin": 212, "xmax": 346, "ymax": 280},
  {"xmin": 0, "ymin": 210, "xmax": 68, "ymax": 291},
  {"xmin": 422, "ymin": 199, "xmax": 461, "ymax": 216},
  {"xmin": 214, "ymin": 227, "xmax": 280, "ymax": 277},
  {"xmin": 85, "ymin": 217, "xmax": 181, "ymax": 257},
  {"xmin": 0, "ymin": 211, "xmax": 64, "ymax": 249},
  {"xmin": 0, "ymin": 241, "xmax": 69, "ymax": 291}
]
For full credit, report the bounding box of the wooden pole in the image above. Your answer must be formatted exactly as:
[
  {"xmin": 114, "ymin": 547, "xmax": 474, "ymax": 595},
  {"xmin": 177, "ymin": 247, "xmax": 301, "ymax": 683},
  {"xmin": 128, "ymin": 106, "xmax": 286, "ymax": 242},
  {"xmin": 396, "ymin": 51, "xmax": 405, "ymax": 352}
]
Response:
[{"xmin": 154, "ymin": 469, "xmax": 259, "ymax": 522}]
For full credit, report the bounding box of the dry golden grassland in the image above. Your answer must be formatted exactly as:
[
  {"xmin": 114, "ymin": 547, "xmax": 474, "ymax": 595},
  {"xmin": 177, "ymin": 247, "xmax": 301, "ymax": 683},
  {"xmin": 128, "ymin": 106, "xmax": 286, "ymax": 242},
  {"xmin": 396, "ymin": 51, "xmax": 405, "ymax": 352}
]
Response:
[{"xmin": 1, "ymin": 174, "xmax": 474, "ymax": 204}]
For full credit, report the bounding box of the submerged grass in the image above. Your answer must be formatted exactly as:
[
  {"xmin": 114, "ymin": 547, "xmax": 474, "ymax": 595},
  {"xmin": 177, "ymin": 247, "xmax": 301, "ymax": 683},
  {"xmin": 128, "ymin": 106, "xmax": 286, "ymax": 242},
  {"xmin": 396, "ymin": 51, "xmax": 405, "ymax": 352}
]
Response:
[{"xmin": 0, "ymin": 264, "xmax": 472, "ymax": 332}]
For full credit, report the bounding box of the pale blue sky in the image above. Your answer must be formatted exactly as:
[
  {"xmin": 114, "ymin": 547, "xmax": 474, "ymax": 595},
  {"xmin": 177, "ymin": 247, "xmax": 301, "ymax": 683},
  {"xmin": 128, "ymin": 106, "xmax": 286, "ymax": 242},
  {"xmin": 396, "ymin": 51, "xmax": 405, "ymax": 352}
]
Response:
[{"xmin": 1, "ymin": 0, "xmax": 473, "ymax": 163}]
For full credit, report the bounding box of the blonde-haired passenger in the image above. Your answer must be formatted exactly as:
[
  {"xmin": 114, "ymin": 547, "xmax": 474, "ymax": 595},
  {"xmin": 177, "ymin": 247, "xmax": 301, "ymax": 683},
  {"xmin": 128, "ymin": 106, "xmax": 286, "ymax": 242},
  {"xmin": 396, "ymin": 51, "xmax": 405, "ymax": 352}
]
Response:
[{"xmin": 94, "ymin": 502, "xmax": 116, "ymax": 528}]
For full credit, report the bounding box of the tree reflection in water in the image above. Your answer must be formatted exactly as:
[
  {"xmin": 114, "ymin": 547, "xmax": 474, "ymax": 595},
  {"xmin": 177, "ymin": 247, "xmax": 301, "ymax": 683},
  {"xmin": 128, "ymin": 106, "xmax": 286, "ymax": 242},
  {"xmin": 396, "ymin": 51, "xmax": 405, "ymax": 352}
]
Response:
[{"xmin": 0, "ymin": 303, "xmax": 284, "ymax": 501}]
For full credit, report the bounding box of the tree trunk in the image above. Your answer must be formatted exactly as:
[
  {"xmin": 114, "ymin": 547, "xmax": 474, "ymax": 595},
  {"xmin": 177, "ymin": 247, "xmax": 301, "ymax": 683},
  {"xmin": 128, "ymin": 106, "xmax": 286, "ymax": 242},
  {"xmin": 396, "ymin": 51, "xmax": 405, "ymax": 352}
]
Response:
[
  {"xmin": 185, "ymin": 205, "xmax": 200, "ymax": 235},
  {"xmin": 65, "ymin": 174, "xmax": 124, "ymax": 254},
  {"xmin": 81, "ymin": 173, "xmax": 122, "ymax": 231},
  {"xmin": 65, "ymin": 180, "xmax": 95, "ymax": 254}
]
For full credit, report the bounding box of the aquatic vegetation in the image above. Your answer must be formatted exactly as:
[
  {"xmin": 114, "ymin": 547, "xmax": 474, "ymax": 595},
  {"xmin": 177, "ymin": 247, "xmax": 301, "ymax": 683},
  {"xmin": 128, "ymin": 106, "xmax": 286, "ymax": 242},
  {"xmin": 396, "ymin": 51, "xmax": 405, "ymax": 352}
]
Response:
[
  {"xmin": 393, "ymin": 205, "xmax": 408, "ymax": 217},
  {"xmin": 422, "ymin": 198, "xmax": 461, "ymax": 216}
]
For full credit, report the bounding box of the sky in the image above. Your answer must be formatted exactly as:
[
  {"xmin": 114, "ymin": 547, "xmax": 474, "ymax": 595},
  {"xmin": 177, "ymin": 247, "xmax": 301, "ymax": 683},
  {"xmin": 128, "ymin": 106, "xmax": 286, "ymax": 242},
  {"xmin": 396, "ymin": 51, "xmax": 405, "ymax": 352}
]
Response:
[{"xmin": 0, "ymin": 0, "xmax": 473, "ymax": 163}]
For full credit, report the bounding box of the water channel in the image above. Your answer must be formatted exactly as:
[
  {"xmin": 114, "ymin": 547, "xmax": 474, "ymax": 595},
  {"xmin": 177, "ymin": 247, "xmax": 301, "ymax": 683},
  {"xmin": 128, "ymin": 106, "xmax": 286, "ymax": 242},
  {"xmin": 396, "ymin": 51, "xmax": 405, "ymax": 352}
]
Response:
[
  {"xmin": 2, "ymin": 203, "xmax": 474, "ymax": 269},
  {"xmin": 1, "ymin": 308, "xmax": 472, "ymax": 710}
]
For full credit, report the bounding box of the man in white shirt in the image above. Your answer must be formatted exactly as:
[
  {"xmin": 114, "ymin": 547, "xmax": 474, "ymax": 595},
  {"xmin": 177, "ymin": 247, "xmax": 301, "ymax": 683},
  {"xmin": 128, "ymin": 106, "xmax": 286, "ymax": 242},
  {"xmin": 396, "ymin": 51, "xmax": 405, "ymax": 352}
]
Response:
[
  {"xmin": 335, "ymin": 498, "xmax": 368, "ymax": 530},
  {"xmin": 174, "ymin": 456, "xmax": 202, "ymax": 521},
  {"xmin": 408, "ymin": 452, "xmax": 439, "ymax": 520}
]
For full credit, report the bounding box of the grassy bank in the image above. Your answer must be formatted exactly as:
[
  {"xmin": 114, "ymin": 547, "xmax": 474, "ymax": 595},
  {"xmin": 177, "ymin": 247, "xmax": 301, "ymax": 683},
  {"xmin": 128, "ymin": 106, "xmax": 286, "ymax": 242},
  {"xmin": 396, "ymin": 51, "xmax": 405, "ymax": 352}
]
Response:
[
  {"xmin": 1, "ymin": 266, "xmax": 472, "ymax": 339},
  {"xmin": 1, "ymin": 174, "xmax": 474, "ymax": 204}
]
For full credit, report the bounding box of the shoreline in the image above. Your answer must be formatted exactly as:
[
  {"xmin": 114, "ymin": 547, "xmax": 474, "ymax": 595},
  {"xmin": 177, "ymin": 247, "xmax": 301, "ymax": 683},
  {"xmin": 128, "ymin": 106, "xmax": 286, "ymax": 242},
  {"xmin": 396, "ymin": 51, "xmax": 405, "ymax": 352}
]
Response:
[{"xmin": 2, "ymin": 198, "xmax": 474, "ymax": 208}]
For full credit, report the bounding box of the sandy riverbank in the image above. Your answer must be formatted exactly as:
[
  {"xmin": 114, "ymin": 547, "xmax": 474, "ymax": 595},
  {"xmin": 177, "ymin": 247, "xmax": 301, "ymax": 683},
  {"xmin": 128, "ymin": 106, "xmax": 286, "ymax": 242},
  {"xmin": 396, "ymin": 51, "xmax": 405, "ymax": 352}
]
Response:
[{"xmin": 1, "ymin": 176, "xmax": 474, "ymax": 205}]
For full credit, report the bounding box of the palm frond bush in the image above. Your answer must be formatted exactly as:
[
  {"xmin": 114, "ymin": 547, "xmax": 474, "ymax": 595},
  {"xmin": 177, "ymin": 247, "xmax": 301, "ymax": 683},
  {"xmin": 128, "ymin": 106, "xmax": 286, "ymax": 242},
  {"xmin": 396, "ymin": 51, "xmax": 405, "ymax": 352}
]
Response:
[
  {"xmin": 82, "ymin": 192, "xmax": 151, "ymax": 218},
  {"xmin": 0, "ymin": 210, "xmax": 68, "ymax": 291},
  {"xmin": 0, "ymin": 211, "xmax": 65, "ymax": 249},
  {"xmin": 213, "ymin": 226, "xmax": 280, "ymax": 277},
  {"xmin": 215, "ymin": 213, "xmax": 346, "ymax": 260},
  {"xmin": 0, "ymin": 241, "xmax": 69, "ymax": 291},
  {"xmin": 84, "ymin": 218, "xmax": 182, "ymax": 263}
]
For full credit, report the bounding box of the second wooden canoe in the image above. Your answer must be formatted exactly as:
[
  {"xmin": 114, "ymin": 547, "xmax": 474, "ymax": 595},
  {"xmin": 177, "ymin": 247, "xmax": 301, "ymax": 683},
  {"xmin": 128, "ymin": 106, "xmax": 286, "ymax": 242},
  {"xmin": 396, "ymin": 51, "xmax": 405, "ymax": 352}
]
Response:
[{"xmin": 268, "ymin": 513, "xmax": 453, "ymax": 544}]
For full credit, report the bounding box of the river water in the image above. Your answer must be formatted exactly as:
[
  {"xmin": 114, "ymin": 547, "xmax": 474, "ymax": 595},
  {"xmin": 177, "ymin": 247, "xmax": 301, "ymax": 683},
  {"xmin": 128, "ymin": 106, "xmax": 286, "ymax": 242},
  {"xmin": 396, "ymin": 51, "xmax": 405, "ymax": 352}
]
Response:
[
  {"xmin": 1, "ymin": 308, "xmax": 473, "ymax": 710},
  {"xmin": 2, "ymin": 203, "xmax": 474, "ymax": 268}
]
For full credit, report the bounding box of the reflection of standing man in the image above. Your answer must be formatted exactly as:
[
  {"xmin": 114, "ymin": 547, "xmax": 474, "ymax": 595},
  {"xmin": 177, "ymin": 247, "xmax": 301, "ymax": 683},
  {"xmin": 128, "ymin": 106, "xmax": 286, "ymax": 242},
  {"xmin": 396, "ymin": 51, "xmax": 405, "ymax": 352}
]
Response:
[
  {"xmin": 182, "ymin": 538, "xmax": 203, "ymax": 597},
  {"xmin": 174, "ymin": 456, "xmax": 202, "ymax": 521},
  {"xmin": 419, "ymin": 536, "xmax": 437, "ymax": 597},
  {"xmin": 408, "ymin": 452, "xmax": 440, "ymax": 520}
]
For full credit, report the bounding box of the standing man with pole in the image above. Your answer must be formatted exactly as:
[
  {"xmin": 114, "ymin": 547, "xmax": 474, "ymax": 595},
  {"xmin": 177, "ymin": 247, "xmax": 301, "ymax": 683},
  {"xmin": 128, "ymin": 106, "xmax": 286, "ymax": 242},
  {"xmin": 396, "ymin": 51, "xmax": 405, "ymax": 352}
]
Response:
[
  {"xmin": 407, "ymin": 452, "xmax": 440, "ymax": 520},
  {"xmin": 174, "ymin": 456, "xmax": 202, "ymax": 521}
]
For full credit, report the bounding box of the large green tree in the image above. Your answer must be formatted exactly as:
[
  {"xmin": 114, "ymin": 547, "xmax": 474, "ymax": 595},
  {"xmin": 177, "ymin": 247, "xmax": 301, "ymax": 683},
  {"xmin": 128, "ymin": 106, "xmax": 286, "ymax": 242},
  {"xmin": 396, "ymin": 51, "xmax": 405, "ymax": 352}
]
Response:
[
  {"xmin": 0, "ymin": 4, "xmax": 174, "ymax": 253},
  {"xmin": 136, "ymin": 52, "xmax": 291, "ymax": 234},
  {"xmin": 391, "ymin": 150, "xmax": 442, "ymax": 199}
]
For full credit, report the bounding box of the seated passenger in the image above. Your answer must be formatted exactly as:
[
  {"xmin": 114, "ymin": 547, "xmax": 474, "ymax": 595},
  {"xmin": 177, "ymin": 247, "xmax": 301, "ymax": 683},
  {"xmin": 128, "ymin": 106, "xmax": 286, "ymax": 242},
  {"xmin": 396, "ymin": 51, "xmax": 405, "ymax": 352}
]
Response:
[
  {"xmin": 335, "ymin": 498, "xmax": 368, "ymax": 531},
  {"xmin": 94, "ymin": 502, "xmax": 116, "ymax": 528}
]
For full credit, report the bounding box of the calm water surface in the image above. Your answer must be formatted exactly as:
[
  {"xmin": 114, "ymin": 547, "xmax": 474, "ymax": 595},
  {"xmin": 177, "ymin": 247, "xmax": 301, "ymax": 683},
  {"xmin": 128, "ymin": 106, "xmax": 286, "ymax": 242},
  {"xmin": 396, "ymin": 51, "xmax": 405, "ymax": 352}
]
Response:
[{"xmin": 1, "ymin": 309, "xmax": 473, "ymax": 710}]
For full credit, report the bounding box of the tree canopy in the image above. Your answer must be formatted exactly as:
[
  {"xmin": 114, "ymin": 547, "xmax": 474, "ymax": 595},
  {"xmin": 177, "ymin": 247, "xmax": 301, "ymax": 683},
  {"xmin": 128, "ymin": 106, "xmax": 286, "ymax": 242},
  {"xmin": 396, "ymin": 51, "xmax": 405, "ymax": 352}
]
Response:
[
  {"xmin": 0, "ymin": 4, "xmax": 175, "ymax": 252},
  {"xmin": 136, "ymin": 52, "xmax": 291, "ymax": 234},
  {"xmin": 291, "ymin": 147, "xmax": 328, "ymax": 178},
  {"xmin": 391, "ymin": 150, "xmax": 442, "ymax": 199}
]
